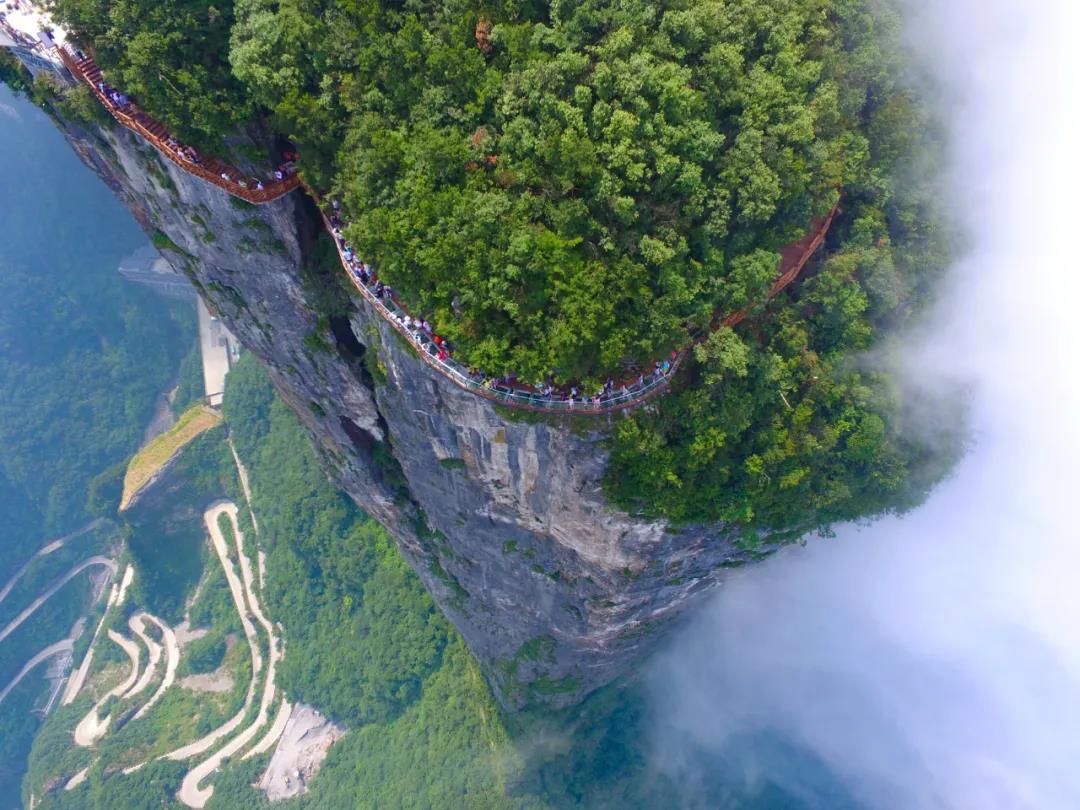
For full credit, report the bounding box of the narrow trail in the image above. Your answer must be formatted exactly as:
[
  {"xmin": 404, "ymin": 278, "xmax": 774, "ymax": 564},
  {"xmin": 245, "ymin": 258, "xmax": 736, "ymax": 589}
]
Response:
[
  {"xmin": 0, "ymin": 518, "xmax": 106, "ymax": 605},
  {"xmin": 63, "ymin": 564, "xmax": 133, "ymax": 706},
  {"xmin": 0, "ymin": 556, "xmax": 117, "ymax": 645},
  {"xmin": 0, "ymin": 639, "xmax": 73, "ymax": 705},
  {"xmin": 73, "ymin": 630, "xmax": 141, "ymax": 747},
  {"xmin": 162, "ymin": 503, "xmax": 262, "ymax": 763}
]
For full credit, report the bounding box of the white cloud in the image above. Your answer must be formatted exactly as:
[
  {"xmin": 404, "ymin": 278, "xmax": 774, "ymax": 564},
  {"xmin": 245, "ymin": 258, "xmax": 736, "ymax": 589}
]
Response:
[{"xmin": 647, "ymin": 2, "xmax": 1080, "ymax": 808}]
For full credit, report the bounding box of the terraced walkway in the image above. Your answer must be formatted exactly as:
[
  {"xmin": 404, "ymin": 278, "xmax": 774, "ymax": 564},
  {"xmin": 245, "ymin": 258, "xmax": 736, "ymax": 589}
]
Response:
[{"xmin": 326, "ymin": 203, "xmax": 837, "ymax": 413}]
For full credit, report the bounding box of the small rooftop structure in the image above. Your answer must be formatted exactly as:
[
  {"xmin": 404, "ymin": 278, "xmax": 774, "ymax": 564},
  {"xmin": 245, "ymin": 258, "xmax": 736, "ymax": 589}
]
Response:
[{"xmin": 0, "ymin": 1, "xmax": 70, "ymax": 79}]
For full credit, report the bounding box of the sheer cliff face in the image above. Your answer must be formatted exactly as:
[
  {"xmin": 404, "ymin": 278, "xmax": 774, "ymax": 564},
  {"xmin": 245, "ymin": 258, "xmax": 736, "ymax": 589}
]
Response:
[{"xmin": 62, "ymin": 117, "xmax": 763, "ymax": 708}]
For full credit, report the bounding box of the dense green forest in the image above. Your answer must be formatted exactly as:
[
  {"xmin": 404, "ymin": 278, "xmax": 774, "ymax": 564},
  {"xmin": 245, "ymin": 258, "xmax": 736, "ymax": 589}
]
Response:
[
  {"xmin": 0, "ymin": 92, "xmax": 193, "ymax": 554},
  {"xmin": 45, "ymin": 0, "xmax": 958, "ymax": 535},
  {"xmin": 0, "ymin": 81, "xmax": 194, "ymax": 804},
  {"xmin": 22, "ymin": 349, "xmax": 861, "ymax": 808}
]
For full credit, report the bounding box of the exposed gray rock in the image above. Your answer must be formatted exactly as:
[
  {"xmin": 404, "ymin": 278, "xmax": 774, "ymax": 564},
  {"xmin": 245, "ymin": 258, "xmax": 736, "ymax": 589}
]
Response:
[{"xmin": 50, "ymin": 109, "xmax": 770, "ymax": 708}]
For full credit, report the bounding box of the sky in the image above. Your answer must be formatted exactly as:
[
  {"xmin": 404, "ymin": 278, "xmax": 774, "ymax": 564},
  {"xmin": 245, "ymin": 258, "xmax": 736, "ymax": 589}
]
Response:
[{"xmin": 647, "ymin": 1, "xmax": 1080, "ymax": 808}]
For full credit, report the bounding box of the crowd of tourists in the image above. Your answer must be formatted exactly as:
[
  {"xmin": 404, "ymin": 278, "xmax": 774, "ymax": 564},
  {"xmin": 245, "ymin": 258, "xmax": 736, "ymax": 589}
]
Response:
[
  {"xmin": 327, "ymin": 205, "xmax": 679, "ymax": 410},
  {"xmin": 51, "ymin": 36, "xmax": 678, "ymax": 411},
  {"xmin": 89, "ymin": 70, "xmax": 296, "ymax": 194}
]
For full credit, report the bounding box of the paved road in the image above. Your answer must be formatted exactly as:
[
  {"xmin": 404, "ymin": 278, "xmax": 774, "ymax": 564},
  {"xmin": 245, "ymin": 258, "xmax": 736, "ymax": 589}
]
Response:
[
  {"xmin": 73, "ymin": 629, "xmax": 140, "ymax": 746},
  {"xmin": 133, "ymin": 614, "xmax": 179, "ymax": 721},
  {"xmin": 63, "ymin": 564, "xmax": 133, "ymax": 706},
  {"xmin": 0, "ymin": 639, "xmax": 73, "ymax": 704},
  {"xmin": 0, "ymin": 556, "xmax": 117, "ymax": 645},
  {"xmin": 123, "ymin": 614, "xmax": 162, "ymax": 699},
  {"xmin": 243, "ymin": 697, "xmax": 291, "ymax": 760},
  {"xmin": 0, "ymin": 519, "xmax": 106, "ymax": 605}
]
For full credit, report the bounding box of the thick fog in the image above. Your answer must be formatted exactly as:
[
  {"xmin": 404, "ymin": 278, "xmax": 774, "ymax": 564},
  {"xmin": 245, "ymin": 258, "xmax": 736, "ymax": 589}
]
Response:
[{"xmin": 648, "ymin": 2, "xmax": 1080, "ymax": 808}]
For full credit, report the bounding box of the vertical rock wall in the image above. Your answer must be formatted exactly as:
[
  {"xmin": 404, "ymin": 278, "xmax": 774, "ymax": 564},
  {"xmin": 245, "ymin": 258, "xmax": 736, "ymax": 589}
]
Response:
[{"xmin": 55, "ymin": 112, "xmax": 765, "ymax": 708}]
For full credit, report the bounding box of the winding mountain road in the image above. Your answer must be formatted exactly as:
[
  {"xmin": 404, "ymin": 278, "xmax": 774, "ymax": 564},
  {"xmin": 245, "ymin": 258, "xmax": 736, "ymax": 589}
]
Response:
[
  {"xmin": 0, "ymin": 556, "xmax": 117, "ymax": 645},
  {"xmin": 123, "ymin": 614, "xmax": 162, "ymax": 699},
  {"xmin": 0, "ymin": 639, "xmax": 73, "ymax": 705},
  {"xmin": 178, "ymin": 503, "xmax": 283, "ymax": 807},
  {"xmin": 73, "ymin": 630, "xmax": 141, "ymax": 746},
  {"xmin": 0, "ymin": 519, "xmax": 106, "ymax": 606},
  {"xmin": 163, "ymin": 503, "xmax": 262, "ymax": 764},
  {"xmin": 63, "ymin": 564, "xmax": 134, "ymax": 706},
  {"xmin": 132, "ymin": 614, "xmax": 179, "ymax": 721},
  {"xmin": 243, "ymin": 697, "xmax": 292, "ymax": 761}
]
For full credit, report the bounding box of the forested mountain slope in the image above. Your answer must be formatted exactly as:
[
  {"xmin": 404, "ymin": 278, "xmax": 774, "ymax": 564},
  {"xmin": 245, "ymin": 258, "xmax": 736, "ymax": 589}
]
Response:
[
  {"xmin": 26, "ymin": 0, "xmax": 961, "ymax": 706},
  {"xmin": 0, "ymin": 82, "xmax": 192, "ymax": 803}
]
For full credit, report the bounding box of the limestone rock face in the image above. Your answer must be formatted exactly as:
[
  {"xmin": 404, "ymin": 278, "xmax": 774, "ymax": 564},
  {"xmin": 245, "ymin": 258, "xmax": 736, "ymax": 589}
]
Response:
[{"xmin": 56, "ymin": 114, "xmax": 764, "ymax": 708}]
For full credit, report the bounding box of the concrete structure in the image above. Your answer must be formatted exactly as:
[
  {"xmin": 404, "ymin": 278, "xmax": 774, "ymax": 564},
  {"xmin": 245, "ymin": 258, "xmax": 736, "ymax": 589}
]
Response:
[
  {"xmin": 119, "ymin": 245, "xmax": 196, "ymax": 301},
  {"xmin": 198, "ymin": 297, "xmax": 237, "ymax": 408},
  {"xmin": 0, "ymin": 1, "xmax": 72, "ymax": 81}
]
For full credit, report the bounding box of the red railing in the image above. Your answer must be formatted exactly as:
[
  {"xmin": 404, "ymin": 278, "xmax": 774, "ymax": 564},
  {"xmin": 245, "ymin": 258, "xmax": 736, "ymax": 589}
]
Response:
[
  {"xmin": 59, "ymin": 48, "xmax": 299, "ymax": 205},
  {"xmin": 55, "ymin": 43, "xmax": 835, "ymax": 414}
]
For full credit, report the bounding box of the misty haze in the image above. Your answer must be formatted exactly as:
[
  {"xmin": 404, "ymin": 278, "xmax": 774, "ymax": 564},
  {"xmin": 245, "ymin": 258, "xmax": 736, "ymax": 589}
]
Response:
[{"xmin": 650, "ymin": 1, "xmax": 1080, "ymax": 808}]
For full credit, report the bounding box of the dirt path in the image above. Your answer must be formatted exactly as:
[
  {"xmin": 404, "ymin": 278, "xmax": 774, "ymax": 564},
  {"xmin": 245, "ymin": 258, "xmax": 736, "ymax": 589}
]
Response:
[
  {"xmin": 133, "ymin": 614, "xmax": 179, "ymax": 720},
  {"xmin": 73, "ymin": 630, "xmax": 141, "ymax": 747},
  {"xmin": 0, "ymin": 639, "xmax": 73, "ymax": 705},
  {"xmin": 63, "ymin": 564, "xmax": 134, "ymax": 706},
  {"xmin": 123, "ymin": 614, "xmax": 162, "ymax": 699},
  {"xmin": 0, "ymin": 556, "xmax": 117, "ymax": 645},
  {"xmin": 162, "ymin": 503, "xmax": 261, "ymax": 763},
  {"xmin": 0, "ymin": 518, "xmax": 106, "ymax": 605}
]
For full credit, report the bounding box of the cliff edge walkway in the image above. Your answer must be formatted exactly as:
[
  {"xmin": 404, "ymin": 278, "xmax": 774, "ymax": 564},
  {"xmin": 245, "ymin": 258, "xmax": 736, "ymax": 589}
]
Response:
[
  {"xmin": 55, "ymin": 46, "xmax": 836, "ymax": 415},
  {"xmin": 59, "ymin": 49, "xmax": 300, "ymax": 204}
]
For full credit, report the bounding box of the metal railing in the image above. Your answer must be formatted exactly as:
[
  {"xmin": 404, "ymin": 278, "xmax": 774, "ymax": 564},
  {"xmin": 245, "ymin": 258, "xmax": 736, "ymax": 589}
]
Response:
[
  {"xmin": 50, "ymin": 32, "xmax": 836, "ymax": 415},
  {"xmin": 323, "ymin": 203, "xmax": 837, "ymax": 415},
  {"xmin": 58, "ymin": 48, "xmax": 300, "ymax": 205},
  {"xmin": 323, "ymin": 211, "xmax": 684, "ymax": 414}
]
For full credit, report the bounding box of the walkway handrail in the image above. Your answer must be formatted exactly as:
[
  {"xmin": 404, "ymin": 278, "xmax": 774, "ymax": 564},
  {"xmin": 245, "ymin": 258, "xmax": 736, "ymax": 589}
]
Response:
[
  {"xmin": 323, "ymin": 202, "xmax": 836, "ymax": 415},
  {"xmin": 58, "ymin": 48, "xmax": 299, "ymax": 205},
  {"xmin": 51, "ymin": 37, "xmax": 835, "ymax": 415}
]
